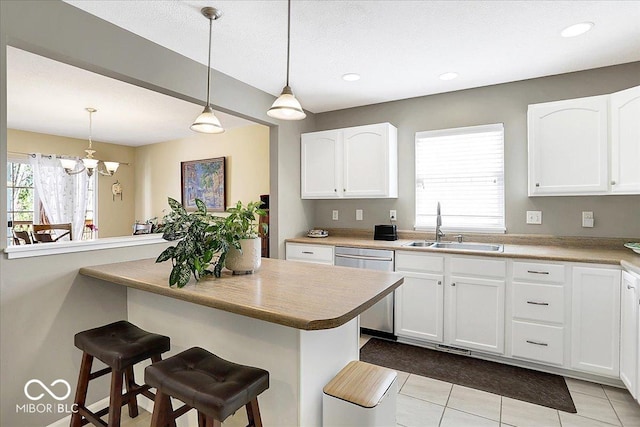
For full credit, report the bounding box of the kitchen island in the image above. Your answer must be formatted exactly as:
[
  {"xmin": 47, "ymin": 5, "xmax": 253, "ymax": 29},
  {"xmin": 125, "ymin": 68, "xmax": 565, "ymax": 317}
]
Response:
[{"xmin": 80, "ymin": 257, "xmax": 404, "ymax": 427}]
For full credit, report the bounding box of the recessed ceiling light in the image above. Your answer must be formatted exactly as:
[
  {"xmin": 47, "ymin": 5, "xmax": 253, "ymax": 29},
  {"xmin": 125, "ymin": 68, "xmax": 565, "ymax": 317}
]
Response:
[
  {"xmin": 439, "ymin": 72, "xmax": 458, "ymax": 81},
  {"xmin": 342, "ymin": 73, "xmax": 361, "ymax": 82},
  {"xmin": 561, "ymin": 22, "xmax": 594, "ymax": 38}
]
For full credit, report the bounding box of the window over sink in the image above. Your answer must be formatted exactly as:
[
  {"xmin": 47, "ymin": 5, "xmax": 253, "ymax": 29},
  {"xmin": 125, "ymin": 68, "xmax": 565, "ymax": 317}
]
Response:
[{"xmin": 414, "ymin": 123, "xmax": 505, "ymax": 233}]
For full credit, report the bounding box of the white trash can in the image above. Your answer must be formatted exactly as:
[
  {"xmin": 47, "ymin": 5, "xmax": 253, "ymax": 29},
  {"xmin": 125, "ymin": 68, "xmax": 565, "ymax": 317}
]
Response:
[{"xmin": 323, "ymin": 360, "xmax": 397, "ymax": 427}]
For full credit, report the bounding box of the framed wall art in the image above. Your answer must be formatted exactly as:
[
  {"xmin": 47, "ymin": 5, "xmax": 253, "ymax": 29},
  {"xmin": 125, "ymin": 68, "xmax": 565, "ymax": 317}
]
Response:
[{"xmin": 181, "ymin": 157, "xmax": 226, "ymax": 211}]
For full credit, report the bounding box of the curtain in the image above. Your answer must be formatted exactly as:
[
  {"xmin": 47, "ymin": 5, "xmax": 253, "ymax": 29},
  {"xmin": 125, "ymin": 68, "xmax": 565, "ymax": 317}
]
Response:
[{"xmin": 29, "ymin": 154, "xmax": 89, "ymax": 241}]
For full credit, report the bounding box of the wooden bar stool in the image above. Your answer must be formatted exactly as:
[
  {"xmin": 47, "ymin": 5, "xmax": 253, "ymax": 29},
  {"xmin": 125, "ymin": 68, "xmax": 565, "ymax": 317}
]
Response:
[
  {"xmin": 145, "ymin": 347, "xmax": 269, "ymax": 427},
  {"xmin": 70, "ymin": 321, "xmax": 170, "ymax": 427}
]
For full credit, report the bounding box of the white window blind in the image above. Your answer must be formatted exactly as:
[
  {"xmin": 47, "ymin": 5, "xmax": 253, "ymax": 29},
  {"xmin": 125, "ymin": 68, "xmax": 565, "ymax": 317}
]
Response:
[{"xmin": 415, "ymin": 123, "xmax": 505, "ymax": 233}]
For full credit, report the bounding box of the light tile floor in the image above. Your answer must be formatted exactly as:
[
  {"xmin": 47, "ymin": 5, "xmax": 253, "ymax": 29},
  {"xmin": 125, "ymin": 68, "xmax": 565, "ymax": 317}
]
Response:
[
  {"xmin": 121, "ymin": 337, "xmax": 640, "ymax": 427},
  {"xmin": 360, "ymin": 335, "xmax": 640, "ymax": 427}
]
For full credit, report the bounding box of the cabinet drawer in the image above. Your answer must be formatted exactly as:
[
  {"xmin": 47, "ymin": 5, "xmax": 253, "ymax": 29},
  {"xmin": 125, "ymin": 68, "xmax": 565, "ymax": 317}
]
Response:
[
  {"xmin": 513, "ymin": 262, "xmax": 565, "ymax": 283},
  {"xmin": 512, "ymin": 321, "xmax": 564, "ymax": 365},
  {"xmin": 512, "ymin": 282, "xmax": 564, "ymax": 323},
  {"xmin": 395, "ymin": 251, "xmax": 444, "ymax": 273},
  {"xmin": 451, "ymin": 257, "xmax": 506, "ymax": 279},
  {"xmin": 285, "ymin": 243, "xmax": 334, "ymax": 265}
]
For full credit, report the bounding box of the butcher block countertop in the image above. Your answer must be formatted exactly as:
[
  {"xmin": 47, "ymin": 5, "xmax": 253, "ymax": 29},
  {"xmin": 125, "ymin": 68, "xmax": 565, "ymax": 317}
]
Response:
[
  {"xmin": 79, "ymin": 257, "xmax": 404, "ymax": 331},
  {"xmin": 286, "ymin": 231, "xmax": 640, "ymax": 270}
]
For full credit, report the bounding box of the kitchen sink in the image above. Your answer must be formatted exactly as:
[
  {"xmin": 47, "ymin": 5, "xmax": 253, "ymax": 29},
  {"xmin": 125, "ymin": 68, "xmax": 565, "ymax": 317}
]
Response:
[
  {"xmin": 404, "ymin": 241, "xmax": 503, "ymax": 252},
  {"xmin": 404, "ymin": 241, "xmax": 436, "ymax": 247}
]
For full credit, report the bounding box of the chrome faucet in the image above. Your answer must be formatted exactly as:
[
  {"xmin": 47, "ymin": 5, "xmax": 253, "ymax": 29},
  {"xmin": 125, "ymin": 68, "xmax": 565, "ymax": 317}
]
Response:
[{"xmin": 435, "ymin": 201, "xmax": 445, "ymax": 242}]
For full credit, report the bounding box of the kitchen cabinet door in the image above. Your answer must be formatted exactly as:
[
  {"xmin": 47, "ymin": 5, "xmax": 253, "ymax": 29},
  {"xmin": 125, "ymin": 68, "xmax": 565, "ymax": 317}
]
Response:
[
  {"xmin": 394, "ymin": 271, "xmax": 444, "ymax": 342},
  {"xmin": 571, "ymin": 266, "xmax": 621, "ymax": 377},
  {"xmin": 342, "ymin": 123, "xmax": 398, "ymax": 198},
  {"xmin": 620, "ymin": 271, "xmax": 639, "ymax": 398},
  {"xmin": 528, "ymin": 95, "xmax": 609, "ymax": 196},
  {"xmin": 447, "ymin": 275, "xmax": 505, "ymax": 354},
  {"xmin": 610, "ymin": 85, "xmax": 640, "ymax": 194},
  {"xmin": 301, "ymin": 130, "xmax": 341, "ymax": 198}
]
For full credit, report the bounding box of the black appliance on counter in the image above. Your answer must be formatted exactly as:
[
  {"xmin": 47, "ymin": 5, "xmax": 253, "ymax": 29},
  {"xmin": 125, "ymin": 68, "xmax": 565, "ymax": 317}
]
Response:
[{"xmin": 374, "ymin": 224, "xmax": 398, "ymax": 241}]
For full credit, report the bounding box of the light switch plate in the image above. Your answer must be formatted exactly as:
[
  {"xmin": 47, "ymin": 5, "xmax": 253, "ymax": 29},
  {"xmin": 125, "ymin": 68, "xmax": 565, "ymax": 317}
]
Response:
[
  {"xmin": 526, "ymin": 211, "xmax": 542, "ymax": 225},
  {"xmin": 356, "ymin": 209, "xmax": 363, "ymax": 221},
  {"xmin": 332, "ymin": 210, "xmax": 339, "ymax": 221},
  {"xmin": 582, "ymin": 211, "xmax": 594, "ymax": 228}
]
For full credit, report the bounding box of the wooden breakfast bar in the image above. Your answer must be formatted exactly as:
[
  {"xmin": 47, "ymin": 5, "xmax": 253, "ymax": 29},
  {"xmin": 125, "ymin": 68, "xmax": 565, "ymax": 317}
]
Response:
[{"xmin": 79, "ymin": 258, "xmax": 404, "ymax": 427}]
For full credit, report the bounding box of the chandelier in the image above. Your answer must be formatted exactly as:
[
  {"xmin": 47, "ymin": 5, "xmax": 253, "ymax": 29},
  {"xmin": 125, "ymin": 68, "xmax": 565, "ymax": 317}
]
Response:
[{"xmin": 60, "ymin": 108, "xmax": 119, "ymax": 177}]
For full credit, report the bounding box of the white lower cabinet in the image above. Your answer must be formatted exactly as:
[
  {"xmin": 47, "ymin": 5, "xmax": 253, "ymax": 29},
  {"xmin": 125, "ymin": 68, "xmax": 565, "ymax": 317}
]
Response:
[
  {"xmin": 448, "ymin": 275, "xmax": 505, "ymax": 354},
  {"xmin": 620, "ymin": 270, "xmax": 639, "ymax": 399},
  {"xmin": 571, "ymin": 266, "xmax": 621, "ymax": 377},
  {"xmin": 395, "ymin": 252, "xmax": 505, "ymax": 355},
  {"xmin": 394, "ymin": 271, "xmax": 444, "ymax": 342},
  {"xmin": 285, "ymin": 242, "xmax": 334, "ymax": 265},
  {"xmin": 512, "ymin": 321, "xmax": 564, "ymax": 365},
  {"xmin": 510, "ymin": 261, "xmax": 568, "ymax": 366}
]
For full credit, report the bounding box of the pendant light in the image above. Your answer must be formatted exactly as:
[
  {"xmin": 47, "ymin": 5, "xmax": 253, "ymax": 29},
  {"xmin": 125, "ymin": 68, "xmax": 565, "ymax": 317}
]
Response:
[
  {"xmin": 267, "ymin": 0, "xmax": 306, "ymax": 120},
  {"xmin": 60, "ymin": 108, "xmax": 119, "ymax": 177},
  {"xmin": 191, "ymin": 7, "xmax": 225, "ymax": 134}
]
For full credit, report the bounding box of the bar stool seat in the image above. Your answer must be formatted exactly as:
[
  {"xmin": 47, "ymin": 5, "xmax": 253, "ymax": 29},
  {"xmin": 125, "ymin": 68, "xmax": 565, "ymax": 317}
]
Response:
[
  {"xmin": 145, "ymin": 347, "xmax": 269, "ymax": 427},
  {"xmin": 71, "ymin": 321, "xmax": 170, "ymax": 427}
]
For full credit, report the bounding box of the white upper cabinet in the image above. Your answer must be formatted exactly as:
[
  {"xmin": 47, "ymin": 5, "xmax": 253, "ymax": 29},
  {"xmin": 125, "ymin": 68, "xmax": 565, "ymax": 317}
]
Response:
[
  {"xmin": 301, "ymin": 123, "xmax": 398, "ymax": 199},
  {"xmin": 611, "ymin": 85, "xmax": 640, "ymax": 194},
  {"xmin": 528, "ymin": 85, "xmax": 640, "ymax": 196},
  {"xmin": 301, "ymin": 130, "xmax": 341, "ymax": 198},
  {"xmin": 528, "ymin": 95, "xmax": 609, "ymax": 196}
]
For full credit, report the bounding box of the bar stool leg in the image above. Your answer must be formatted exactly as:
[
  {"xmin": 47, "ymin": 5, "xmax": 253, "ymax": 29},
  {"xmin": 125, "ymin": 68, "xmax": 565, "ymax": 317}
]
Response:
[
  {"xmin": 124, "ymin": 366, "xmax": 139, "ymax": 418},
  {"xmin": 70, "ymin": 352, "xmax": 93, "ymax": 427},
  {"xmin": 245, "ymin": 398, "xmax": 263, "ymax": 427},
  {"xmin": 150, "ymin": 390, "xmax": 171, "ymax": 427},
  {"xmin": 108, "ymin": 369, "xmax": 124, "ymax": 427}
]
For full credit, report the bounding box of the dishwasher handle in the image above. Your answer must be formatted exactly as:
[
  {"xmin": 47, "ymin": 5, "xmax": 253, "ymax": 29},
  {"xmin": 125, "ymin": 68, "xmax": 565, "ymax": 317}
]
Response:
[{"xmin": 335, "ymin": 253, "xmax": 394, "ymax": 262}]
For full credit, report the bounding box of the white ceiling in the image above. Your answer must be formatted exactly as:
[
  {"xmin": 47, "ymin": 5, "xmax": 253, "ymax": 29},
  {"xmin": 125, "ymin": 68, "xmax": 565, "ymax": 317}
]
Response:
[
  {"xmin": 63, "ymin": 0, "xmax": 640, "ymax": 114},
  {"xmin": 7, "ymin": 1, "xmax": 640, "ymax": 147},
  {"xmin": 6, "ymin": 47, "xmax": 255, "ymax": 147}
]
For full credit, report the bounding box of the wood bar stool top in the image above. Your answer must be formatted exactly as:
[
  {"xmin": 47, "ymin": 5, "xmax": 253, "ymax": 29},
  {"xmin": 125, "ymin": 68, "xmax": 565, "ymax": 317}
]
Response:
[{"xmin": 145, "ymin": 347, "xmax": 269, "ymax": 426}]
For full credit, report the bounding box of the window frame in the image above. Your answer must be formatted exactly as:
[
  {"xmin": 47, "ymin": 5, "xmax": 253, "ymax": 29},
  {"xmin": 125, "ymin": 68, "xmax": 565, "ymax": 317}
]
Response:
[{"xmin": 414, "ymin": 123, "xmax": 506, "ymax": 234}]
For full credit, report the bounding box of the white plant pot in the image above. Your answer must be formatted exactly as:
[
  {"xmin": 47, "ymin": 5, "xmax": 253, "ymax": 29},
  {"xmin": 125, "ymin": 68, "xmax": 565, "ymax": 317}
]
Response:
[{"xmin": 225, "ymin": 238, "xmax": 262, "ymax": 275}]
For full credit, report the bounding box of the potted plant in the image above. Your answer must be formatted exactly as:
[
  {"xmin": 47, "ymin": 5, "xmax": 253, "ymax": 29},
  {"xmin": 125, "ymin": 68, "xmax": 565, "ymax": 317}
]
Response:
[
  {"xmin": 222, "ymin": 200, "xmax": 268, "ymax": 275},
  {"xmin": 155, "ymin": 197, "xmax": 227, "ymax": 287},
  {"xmin": 155, "ymin": 198, "xmax": 267, "ymax": 287}
]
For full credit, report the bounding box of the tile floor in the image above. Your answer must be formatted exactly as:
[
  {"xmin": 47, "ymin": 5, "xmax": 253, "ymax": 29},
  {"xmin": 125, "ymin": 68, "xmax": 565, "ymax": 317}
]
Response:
[
  {"xmin": 359, "ymin": 335, "xmax": 640, "ymax": 427},
  {"xmin": 120, "ymin": 337, "xmax": 640, "ymax": 426}
]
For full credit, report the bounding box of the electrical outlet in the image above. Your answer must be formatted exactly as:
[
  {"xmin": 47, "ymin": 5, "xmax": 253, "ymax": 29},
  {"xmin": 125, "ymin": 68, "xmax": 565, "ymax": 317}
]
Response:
[
  {"xmin": 526, "ymin": 210, "xmax": 542, "ymax": 225},
  {"xmin": 332, "ymin": 210, "xmax": 339, "ymax": 221},
  {"xmin": 582, "ymin": 211, "xmax": 594, "ymax": 228},
  {"xmin": 390, "ymin": 210, "xmax": 397, "ymax": 221},
  {"xmin": 356, "ymin": 209, "xmax": 363, "ymax": 221}
]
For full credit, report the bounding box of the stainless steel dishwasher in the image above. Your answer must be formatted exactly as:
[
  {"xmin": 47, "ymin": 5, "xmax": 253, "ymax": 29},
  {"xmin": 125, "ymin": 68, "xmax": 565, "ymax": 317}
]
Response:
[{"xmin": 334, "ymin": 246, "xmax": 395, "ymax": 337}]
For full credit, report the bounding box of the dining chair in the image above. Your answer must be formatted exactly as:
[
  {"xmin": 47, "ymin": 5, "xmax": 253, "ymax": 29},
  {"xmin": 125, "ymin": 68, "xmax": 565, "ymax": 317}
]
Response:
[
  {"xmin": 13, "ymin": 230, "xmax": 34, "ymax": 245},
  {"xmin": 32, "ymin": 223, "xmax": 73, "ymax": 242}
]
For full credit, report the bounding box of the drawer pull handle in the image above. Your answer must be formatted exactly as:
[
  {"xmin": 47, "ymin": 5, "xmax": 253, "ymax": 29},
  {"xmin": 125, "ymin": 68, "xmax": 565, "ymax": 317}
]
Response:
[
  {"xmin": 628, "ymin": 284, "xmax": 635, "ymax": 290},
  {"xmin": 526, "ymin": 340, "xmax": 548, "ymax": 347},
  {"xmin": 302, "ymin": 251, "xmax": 314, "ymax": 254},
  {"xmin": 451, "ymin": 282, "xmax": 456, "ymax": 287},
  {"xmin": 437, "ymin": 281, "xmax": 442, "ymax": 285},
  {"xmin": 526, "ymin": 301, "xmax": 549, "ymax": 306},
  {"xmin": 527, "ymin": 270, "xmax": 550, "ymax": 275}
]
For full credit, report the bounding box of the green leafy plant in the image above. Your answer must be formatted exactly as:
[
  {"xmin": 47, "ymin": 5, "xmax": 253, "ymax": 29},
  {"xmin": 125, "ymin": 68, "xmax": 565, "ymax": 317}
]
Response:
[
  {"xmin": 223, "ymin": 200, "xmax": 268, "ymax": 241},
  {"xmin": 155, "ymin": 198, "xmax": 267, "ymax": 287}
]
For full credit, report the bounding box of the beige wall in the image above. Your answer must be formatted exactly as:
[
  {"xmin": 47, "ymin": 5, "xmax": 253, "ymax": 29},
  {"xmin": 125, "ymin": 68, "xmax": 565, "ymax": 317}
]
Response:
[
  {"xmin": 134, "ymin": 124, "xmax": 270, "ymax": 221},
  {"xmin": 7, "ymin": 129, "xmax": 135, "ymax": 238},
  {"xmin": 312, "ymin": 63, "xmax": 640, "ymax": 239}
]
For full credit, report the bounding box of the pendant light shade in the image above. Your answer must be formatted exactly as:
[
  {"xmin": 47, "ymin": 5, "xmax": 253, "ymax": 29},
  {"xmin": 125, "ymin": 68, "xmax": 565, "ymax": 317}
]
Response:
[
  {"xmin": 190, "ymin": 105, "xmax": 224, "ymax": 134},
  {"xmin": 191, "ymin": 7, "xmax": 225, "ymax": 134},
  {"xmin": 268, "ymin": 85, "xmax": 306, "ymax": 120},
  {"xmin": 267, "ymin": 0, "xmax": 306, "ymax": 120}
]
